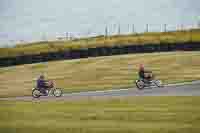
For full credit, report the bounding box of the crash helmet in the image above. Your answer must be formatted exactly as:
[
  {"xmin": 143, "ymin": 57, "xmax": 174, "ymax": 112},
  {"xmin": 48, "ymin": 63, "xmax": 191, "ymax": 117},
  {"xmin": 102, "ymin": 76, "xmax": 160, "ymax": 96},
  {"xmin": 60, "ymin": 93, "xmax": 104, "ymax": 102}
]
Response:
[
  {"xmin": 139, "ymin": 64, "xmax": 144, "ymax": 71},
  {"xmin": 39, "ymin": 74, "xmax": 45, "ymax": 79}
]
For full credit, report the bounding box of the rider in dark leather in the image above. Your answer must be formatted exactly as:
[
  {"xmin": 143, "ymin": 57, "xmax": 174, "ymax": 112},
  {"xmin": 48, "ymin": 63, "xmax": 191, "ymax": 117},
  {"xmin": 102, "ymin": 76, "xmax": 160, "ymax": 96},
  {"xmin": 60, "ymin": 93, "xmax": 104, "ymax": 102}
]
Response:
[{"xmin": 37, "ymin": 75, "xmax": 48, "ymax": 95}]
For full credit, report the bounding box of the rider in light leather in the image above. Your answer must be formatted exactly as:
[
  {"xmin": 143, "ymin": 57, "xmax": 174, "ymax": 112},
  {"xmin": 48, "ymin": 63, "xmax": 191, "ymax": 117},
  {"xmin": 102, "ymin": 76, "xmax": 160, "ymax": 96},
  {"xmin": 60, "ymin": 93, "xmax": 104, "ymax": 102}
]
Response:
[{"xmin": 138, "ymin": 64, "xmax": 153, "ymax": 83}]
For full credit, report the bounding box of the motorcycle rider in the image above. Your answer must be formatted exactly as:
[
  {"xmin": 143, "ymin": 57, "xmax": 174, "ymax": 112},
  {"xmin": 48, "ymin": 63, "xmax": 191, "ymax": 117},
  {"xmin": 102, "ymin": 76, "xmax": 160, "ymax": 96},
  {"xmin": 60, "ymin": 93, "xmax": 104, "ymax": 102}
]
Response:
[
  {"xmin": 37, "ymin": 74, "xmax": 49, "ymax": 95},
  {"xmin": 138, "ymin": 64, "xmax": 153, "ymax": 83}
]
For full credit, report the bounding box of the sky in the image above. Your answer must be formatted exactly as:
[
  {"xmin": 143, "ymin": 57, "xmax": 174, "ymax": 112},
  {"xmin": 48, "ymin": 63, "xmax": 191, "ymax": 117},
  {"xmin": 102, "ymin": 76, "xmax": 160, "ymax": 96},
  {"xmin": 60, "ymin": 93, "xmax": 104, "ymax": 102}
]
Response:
[{"xmin": 0, "ymin": 0, "xmax": 200, "ymax": 46}]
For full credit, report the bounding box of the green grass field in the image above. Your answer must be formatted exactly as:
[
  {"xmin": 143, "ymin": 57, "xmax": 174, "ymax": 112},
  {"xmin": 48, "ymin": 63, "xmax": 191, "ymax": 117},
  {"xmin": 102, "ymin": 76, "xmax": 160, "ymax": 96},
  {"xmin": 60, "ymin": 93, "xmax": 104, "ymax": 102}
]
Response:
[
  {"xmin": 0, "ymin": 97, "xmax": 200, "ymax": 133},
  {"xmin": 0, "ymin": 51, "xmax": 200, "ymax": 98},
  {"xmin": 0, "ymin": 29, "xmax": 200, "ymax": 58}
]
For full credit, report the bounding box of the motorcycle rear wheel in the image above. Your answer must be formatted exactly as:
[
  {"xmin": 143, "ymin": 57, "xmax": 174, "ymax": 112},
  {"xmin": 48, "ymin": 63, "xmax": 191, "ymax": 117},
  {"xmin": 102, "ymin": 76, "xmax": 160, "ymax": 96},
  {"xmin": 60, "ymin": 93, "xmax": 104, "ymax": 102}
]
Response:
[
  {"xmin": 135, "ymin": 80, "xmax": 145, "ymax": 90},
  {"xmin": 32, "ymin": 89, "xmax": 41, "ymax": 98}
]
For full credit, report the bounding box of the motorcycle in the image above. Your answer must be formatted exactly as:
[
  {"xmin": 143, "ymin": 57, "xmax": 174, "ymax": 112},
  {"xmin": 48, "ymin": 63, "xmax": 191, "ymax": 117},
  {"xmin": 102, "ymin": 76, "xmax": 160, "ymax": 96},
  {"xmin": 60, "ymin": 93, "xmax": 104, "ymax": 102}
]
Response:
[
  {"xmin": 135, "ymin": 75, "xmax": 164, "ymax": 90},
  {"xmin": 32, "ymin": 80, "xmax": 63, "ymax": 98}
]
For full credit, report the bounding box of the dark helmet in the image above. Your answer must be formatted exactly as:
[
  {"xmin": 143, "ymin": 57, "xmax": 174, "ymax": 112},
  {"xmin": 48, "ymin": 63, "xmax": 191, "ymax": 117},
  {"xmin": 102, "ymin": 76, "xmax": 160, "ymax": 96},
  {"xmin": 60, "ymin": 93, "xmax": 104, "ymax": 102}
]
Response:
[{"xmin": 39, "ymin": 74, "xmax": 45, "ymax": 79}]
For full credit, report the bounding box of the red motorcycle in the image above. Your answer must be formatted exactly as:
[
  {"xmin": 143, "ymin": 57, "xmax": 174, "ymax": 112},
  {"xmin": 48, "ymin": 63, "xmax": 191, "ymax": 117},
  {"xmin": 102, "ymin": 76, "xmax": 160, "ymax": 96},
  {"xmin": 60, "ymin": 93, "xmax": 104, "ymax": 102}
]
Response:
[{"xmin": 32, "ymin": 80, "xmax": 63, "ymax": 98}]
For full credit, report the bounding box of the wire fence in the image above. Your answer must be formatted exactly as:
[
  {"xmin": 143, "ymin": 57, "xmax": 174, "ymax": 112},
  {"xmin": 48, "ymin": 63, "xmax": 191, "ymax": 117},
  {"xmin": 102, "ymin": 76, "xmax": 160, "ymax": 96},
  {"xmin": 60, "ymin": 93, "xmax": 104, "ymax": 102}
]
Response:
[
  {"xmin": 7, "ymin": 23, "xmax": 200, "ymax": 46},
  {"xmin": 55, "ymin": 23, "xmax": 200, "ymax": 40}
]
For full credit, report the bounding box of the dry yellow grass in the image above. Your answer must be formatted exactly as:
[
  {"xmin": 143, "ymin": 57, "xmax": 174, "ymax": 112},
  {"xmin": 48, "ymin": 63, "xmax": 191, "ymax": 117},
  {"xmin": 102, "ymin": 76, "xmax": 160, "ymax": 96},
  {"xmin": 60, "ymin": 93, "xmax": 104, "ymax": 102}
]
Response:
[{"xmin": 0, "ymin": 51, "xmax": 200, "ymax": 97}]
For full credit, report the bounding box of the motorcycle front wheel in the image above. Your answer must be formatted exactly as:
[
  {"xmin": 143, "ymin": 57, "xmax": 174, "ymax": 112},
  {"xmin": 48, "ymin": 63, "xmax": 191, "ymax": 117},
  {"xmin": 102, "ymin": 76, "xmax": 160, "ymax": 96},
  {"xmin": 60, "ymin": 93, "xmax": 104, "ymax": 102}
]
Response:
[
  {"xmin": 154, "ymin": 80, "xmax": 164, "ymax": 88},
  {"xmin": 53, "ymin": 88, "xmax": 63, "ymax": 97}
]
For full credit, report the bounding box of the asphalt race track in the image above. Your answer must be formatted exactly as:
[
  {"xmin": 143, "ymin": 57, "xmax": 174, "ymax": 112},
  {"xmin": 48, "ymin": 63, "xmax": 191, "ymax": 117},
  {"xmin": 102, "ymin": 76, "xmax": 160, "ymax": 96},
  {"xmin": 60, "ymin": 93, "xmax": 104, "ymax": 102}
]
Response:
[{"xmin": 1, "ymin": 81, "xmax": 200, "ymax": 101}]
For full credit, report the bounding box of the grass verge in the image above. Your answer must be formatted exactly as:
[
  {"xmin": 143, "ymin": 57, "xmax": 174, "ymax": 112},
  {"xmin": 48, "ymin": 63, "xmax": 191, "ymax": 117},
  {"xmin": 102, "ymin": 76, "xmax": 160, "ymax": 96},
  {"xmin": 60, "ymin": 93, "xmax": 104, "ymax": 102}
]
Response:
[{"xmin": 0, "ymin": 97, "xmax": 200, "ymax": 133}]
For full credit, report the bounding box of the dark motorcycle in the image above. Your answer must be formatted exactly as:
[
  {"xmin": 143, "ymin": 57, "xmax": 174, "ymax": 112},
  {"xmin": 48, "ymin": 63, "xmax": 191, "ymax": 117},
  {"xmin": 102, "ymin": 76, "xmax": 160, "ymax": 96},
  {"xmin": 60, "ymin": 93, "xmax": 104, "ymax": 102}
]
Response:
[{"xmin": 32, "ymin": 80, "xmax": 63, "ymax": 98}]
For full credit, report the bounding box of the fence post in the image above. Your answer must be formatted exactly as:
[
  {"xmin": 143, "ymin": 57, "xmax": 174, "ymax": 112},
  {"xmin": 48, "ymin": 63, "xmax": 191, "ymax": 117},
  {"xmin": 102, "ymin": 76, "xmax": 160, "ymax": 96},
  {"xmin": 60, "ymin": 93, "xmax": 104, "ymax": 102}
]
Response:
[
  {"xmin": 132, "ymin": 24, "xmax": 135, "ymax": 33},
  {"xmin": 146, "ymin": 24, "xmax": 149, "ymax": 32},
  {"xmin": 66, "ymin": 32, "xmax": 68, "ymax": 40},
  {"xmin": 105, "ymin": 26, "xmax": 108, "ymax": 37},
  {"xmin": 163, "ymin": 24, "xmax": 167, "ymax": 32},
  {"xmin": 118, "ymin": 24, "xmax": 121, "ymax": 35},
  {"xmin": 128, "ymin": 24, "xmax": 130, "ymax": 33}
]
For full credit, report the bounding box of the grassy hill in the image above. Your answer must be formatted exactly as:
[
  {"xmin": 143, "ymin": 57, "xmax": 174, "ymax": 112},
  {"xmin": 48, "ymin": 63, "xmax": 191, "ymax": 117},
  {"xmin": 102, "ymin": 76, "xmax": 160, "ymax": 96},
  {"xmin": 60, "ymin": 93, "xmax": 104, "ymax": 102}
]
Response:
[
  {"xmin": 0, "ymin": 29, "xmax": 200, "ymax": 58},
  {"xmin": 0, "ymin": 51, "xmax": 200, "ymax": 98}
]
